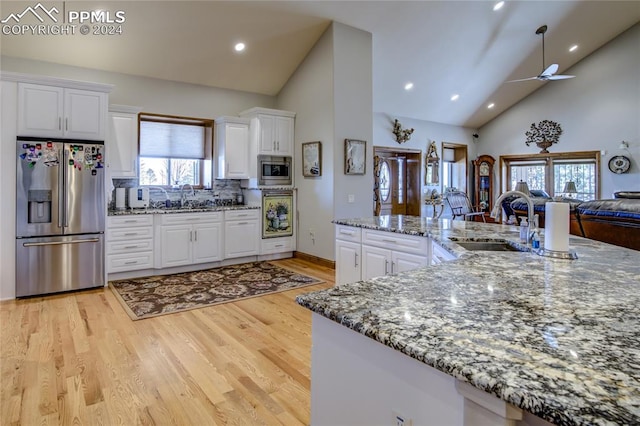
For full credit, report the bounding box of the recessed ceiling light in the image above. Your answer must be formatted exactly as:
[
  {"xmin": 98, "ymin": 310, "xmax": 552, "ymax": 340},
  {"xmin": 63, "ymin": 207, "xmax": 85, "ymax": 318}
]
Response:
[
  {"xmin": 404, "ymin": 82, "xmax": 414, "ymax": 91},
  {"xmin": 487, "ymin": 103, "xmax": 495, "ymax": 109},
  {"xmin": 234, "ymin": 42, "xmax": 246, "ymax": 52},
  {"xmin": 493, "ymin": 1, "xmax": 505, "ymax": 11},
  {"xmin": 450, "ymin": 94, "xmax": 459, "ymax": 101},
  {"xmin": 569, "ymin": 44, "xmax": 578, "ymax": 52}
]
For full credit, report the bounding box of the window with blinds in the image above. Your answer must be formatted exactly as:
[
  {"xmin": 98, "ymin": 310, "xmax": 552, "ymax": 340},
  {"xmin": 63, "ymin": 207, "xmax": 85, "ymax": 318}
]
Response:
[
  {"xmin": 138, "ymin": 113, "xmax": 213, "ymax": 187},
  {"xmin": 500, "ymin": 151, "xmax": 600, "ymax": 201}
]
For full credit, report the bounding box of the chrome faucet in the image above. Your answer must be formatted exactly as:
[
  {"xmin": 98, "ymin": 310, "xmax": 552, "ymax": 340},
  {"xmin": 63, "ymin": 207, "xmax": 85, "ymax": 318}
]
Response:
[
  {"xmin": 180, "ymin": 184, "xmax": 195, "ymax": 207},
  {"xmin": 491, "ymin": 190, "xmax": 538, "ymax": 242}
]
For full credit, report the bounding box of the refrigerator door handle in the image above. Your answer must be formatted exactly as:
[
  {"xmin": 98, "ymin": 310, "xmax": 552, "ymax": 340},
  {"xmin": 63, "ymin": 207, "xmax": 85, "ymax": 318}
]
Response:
[
  {"xmin": 23, "ymin": 238, "xmax": 101, "ymax": 247},
  {"xmin": 62, "ymin": 148, "xmax": 69, "ymax": 228},
  {"xmin": 58, "ymin": 148, "xmax": 65, "ymax": 229}
]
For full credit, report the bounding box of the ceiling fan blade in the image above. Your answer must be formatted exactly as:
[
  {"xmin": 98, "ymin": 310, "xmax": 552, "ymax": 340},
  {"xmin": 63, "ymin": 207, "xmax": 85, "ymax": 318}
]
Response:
[
  {"xmin": 506, "ymin": 76, "xmax": 539, "ymax": 83},
  {"xmin": 547, "ymin": 74, "xmax": 575, "ymax": 80},
  {"xmin": 540, "ymin": 63, "xmax": 559, "ymax": 77}
]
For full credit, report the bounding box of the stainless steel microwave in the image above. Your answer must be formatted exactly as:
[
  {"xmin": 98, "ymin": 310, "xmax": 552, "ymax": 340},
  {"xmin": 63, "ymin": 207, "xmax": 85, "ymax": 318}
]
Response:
[{"xmin": 258, "ymin": 155, "xmax": 292, "ymax": 186}]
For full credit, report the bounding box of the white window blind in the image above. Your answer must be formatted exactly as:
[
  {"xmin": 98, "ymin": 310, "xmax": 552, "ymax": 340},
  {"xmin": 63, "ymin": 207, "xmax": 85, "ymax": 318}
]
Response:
[{"xmin": 139, "ymin": 120, "xmax": 205, "ymax": 159}]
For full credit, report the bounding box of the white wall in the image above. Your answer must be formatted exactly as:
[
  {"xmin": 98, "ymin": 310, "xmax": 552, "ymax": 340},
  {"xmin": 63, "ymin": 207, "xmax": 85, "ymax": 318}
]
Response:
[
  {"xmin": 278, "ymin": 26, "xmax": 335, "ymax": 260},
  {"xmin": 331, "ymin": 23, "xmax": 373, "ymax": 222},
  {"xmin": 479, "ymin": 23, "xmax": 640, "ymax": 199},
  {"xmin": 373, "ymin": 112, "xmax": 477, "ymax": 212},
  {"xmin": 1, "ymin": 56, "xmax": 276, "ymax": 117},
  {"xmin": 278, "ymin": 22, "xmax": 372, "ymax": 262}
]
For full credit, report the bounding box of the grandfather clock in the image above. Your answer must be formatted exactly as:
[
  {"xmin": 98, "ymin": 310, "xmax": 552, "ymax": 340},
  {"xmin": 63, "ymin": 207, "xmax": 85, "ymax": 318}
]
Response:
[{"xmin": 473, "ymin": 155, "xmax": 495, "ymax": 216}]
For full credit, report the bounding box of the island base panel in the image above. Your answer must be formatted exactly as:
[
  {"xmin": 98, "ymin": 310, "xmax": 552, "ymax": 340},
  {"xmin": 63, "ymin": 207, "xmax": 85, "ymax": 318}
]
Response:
[{"xmin": 310, "ymin": 314, "xmax": 554, "ymax": 426}]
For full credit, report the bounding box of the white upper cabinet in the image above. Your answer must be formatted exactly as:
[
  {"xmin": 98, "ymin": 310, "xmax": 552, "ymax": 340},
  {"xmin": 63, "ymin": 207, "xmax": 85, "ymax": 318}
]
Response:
[
  {"xmin": 107, "ymin": 105, "xmax": 142, "ymax": 178},
  {"xmin": 214, "ymin": 116, "xmax": 250, "ymax": 179},
  {"xmin": 17, "ymin": 84, "xmax": 62, "ymax": 137},
  {"xmin": 240, "ymin": 107, "xmax": 295, "ymax": 156},
  {"xmin": 18, "ymin": 82, "xmax": 107, "ymax": 140}
]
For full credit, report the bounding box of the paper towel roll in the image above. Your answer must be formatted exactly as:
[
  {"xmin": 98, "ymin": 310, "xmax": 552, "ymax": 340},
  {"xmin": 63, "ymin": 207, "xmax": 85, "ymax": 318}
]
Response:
[
  {"xmin": 544, "ymin": 202, "xmax": 569, "ymax": 252},
  {"xmin": 115, "ymin": 188, "xmax": 126, "ymax": 210}
]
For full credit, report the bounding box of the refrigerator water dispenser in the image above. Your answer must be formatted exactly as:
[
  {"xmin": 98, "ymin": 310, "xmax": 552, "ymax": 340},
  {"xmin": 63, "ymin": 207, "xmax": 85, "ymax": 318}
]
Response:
[{"xmin": 28, "ymin": 190, "xmax": 51, "ymax": 224}]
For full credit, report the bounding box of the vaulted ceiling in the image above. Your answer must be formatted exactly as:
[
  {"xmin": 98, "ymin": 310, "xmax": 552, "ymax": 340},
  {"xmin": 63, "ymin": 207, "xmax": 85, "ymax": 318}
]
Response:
[{"xmin": 2, "ymin": 1, "xmax": 638, "ymax": 128}]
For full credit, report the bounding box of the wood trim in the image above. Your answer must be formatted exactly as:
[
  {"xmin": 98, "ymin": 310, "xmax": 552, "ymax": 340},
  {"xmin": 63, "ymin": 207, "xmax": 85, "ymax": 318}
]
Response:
[
  {"xmin": 293, "ymin": 251, "xmax": 335, "ymax": 270},
  {"xmin": 373, "ymin": 146, "xmax": 422, "ymax": 155},
  {"xmin": 499, "ymin": 150, "xmax": 601, "ymax": 198},
  {"xmin": 139, "ymin": 112, "xmax": 214, "ymax": 127}
]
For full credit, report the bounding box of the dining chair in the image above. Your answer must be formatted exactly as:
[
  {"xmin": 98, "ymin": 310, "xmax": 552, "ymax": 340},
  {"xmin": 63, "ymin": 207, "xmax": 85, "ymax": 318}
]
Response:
[{"xmin": 444, "ymin": 191, "xmax": 486, "ymax": 222}]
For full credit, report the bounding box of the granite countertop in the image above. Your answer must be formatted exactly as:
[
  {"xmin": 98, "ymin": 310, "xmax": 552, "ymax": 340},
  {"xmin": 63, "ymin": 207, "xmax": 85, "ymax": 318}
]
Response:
[
  {"xmin": 108, "ymin": 205, "xmax": 261, "ymax": 216},
  {"xmin": 297, "ymin": 216, "xmax": 640, "ymax": 426}
]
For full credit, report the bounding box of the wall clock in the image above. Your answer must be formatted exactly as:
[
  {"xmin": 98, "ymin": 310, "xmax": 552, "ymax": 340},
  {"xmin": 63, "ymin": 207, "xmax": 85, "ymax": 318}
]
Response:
[{"xmin": 608, "ymin": 155, "xmax": 631, "ymax": 174}]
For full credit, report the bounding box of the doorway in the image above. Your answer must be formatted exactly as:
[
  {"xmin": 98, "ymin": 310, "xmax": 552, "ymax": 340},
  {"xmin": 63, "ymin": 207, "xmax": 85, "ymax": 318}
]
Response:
[
  {"xmin": 373, "ymin": 147, "xmax": 421, "ymax": 216},
  {"xmin": 441, "ymin": 142, "xmax": 468, "ymax": 194}
]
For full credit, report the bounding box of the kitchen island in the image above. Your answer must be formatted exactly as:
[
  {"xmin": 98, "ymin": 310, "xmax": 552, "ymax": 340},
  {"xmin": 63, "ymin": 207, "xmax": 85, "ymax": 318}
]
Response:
[{"xmin": 296, "ymin": 216, "xmax": 640, "ymax": 426}]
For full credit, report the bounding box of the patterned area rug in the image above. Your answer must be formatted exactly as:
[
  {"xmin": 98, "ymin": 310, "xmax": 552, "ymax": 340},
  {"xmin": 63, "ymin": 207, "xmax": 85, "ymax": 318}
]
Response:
[{"xmin": 110, "ymin": 261, "xmax": 323, "ymax": 320}]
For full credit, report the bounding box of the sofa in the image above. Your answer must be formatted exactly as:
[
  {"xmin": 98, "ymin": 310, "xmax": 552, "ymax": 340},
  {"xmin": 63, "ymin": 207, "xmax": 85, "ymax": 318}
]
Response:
[
  {"xmin": 501, "ymin": 191, "xmax": 640, "ymax": 250},
  {"xmin": 575, "ymin": 192, "xmax": 640, "ymax": 250},
  {"xmin": 501, "ymin": 192, "xmax": 583, "ymax": 236}
]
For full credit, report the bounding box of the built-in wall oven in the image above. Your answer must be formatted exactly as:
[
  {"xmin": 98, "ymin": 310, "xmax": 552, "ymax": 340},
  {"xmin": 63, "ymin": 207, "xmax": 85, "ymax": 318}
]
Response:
[{"xmin": 258, "ymin": 155, "xmax": 292, "ymax": 186}]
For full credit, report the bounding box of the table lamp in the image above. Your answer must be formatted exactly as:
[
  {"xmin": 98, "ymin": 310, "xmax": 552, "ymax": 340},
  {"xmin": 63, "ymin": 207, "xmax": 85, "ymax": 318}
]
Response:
[
  {"xmin": 563, "ymin": 181, "xmax": 577, "ymax": 198},
  {"xmin": 514, "ymin": 180, "xmax": 530, "ymax": 196}
]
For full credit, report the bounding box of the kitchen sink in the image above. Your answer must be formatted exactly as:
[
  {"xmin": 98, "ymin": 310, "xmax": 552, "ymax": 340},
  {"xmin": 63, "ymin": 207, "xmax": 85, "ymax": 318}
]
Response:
[{"xmin": 448, "ymin": 238, "xmax": 528, "ymax": 252}]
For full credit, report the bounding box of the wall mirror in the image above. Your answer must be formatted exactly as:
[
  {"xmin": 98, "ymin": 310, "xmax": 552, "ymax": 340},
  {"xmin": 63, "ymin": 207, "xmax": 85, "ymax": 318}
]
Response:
[{"xmin": 425, "ymin": 141, "xmax": 439, "ymax": 185}]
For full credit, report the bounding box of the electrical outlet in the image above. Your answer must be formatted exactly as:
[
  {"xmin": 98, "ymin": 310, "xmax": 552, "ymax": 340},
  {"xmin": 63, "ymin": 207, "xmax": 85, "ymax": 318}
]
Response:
[
  {"xmin": 348, "ymin": 194, "xmax": 355, "ymax": 203},
  {"xmin": 392, "ymin": 410, "xmax": 412, "ymax": 426}
]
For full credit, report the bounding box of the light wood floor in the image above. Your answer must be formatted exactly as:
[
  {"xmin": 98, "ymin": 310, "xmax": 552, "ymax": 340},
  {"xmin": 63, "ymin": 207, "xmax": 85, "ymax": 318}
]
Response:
[{"xmin": 0, "ymin": 258, "xmax": 334, "ymax": 425}]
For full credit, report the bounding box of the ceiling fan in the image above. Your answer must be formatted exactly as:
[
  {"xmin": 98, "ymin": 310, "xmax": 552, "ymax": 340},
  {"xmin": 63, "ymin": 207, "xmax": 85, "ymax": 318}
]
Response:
[{"xmin": 508, "ymin": 25, "xmax": 575, "ymax": 83}]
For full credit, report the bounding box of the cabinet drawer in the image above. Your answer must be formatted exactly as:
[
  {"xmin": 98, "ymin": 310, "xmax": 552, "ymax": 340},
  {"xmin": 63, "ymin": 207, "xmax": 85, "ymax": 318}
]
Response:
[
  {"xmin": 107, "ymin": 251, "xmax": 154, "ymax": 273},
  {"xmin": 261, "ymin": 237, "xmax": 293, "ymax": 254},
  {"xmin": 107, "ymin": 239, "xmax": 153, "ymax": 255},
  {"xmin": 158, "ymin": 212, "xmax": 222, "ymax": 225},
  {"xmin": 362, "ymin": 229, "xmax": 428, "ymax": 255},
  {"xmin": 335, "ymin": 225, "xmax": 361, "ymax": 243},
  {"xmin": 225, "ymin": 209, "xmax": 260, "ymax": 221},
  {"xmin": 108, "ymin": 214, "xmax": 153, "ymax": 227},
  {"xmin": 107, "ymin": 226, "xmax": 153, "ymax": 241}
]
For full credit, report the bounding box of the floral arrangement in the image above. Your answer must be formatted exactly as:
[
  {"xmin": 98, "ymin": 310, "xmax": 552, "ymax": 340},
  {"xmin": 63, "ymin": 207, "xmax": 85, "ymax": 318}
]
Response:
[
  {"xmin": 525, "ymin": 120, "xmax": 563, "ymax": 153},
  {"xmin": 276, "ymin": 202, "xmax": 288, "ymax": 216}
]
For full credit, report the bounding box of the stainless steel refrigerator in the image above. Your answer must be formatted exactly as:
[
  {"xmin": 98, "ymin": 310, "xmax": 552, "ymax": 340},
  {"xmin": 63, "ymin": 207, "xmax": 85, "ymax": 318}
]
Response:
[{"xmin": 16, "ymin": 137, "xmax": 105, "ymax": 297}]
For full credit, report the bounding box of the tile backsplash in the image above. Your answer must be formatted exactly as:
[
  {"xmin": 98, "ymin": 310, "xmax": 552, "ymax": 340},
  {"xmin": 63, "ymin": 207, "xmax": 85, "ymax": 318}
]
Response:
[{"xmin": 110, "ymin": 178, "xmax": 244, "ymax": 210}]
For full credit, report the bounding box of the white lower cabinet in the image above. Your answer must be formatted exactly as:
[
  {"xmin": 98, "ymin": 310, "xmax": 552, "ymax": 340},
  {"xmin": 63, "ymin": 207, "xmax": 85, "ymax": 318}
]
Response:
[
  {"xmin": 106, "ymin": 215, "xmax": 154, "ymax": 273},
  {"xmin": 361, "ymin": 245, "xmax": 428, "ymax": 280},
  {"xmin": 157, "ymin": 212, "xmax": 223, "ymax": 268},
  {"xmin": 336, "ymin": 239, "xmax": 362, "ymax": 285},
  {"xmin": 431, "ymin": 240, "xmax": 457, "ymax": 265},
  {"xmin": 224, "ymin": 210, "xmax": 260, "ymax": 259},
  {"xmin": 335, "ymin": 225, "xmax": 362, "ymax": 285},
  {"xmin": 336, "ymin": 225, "xmax": 450, "ymax": 284},
  {"xmin": 261, "ymin": 236, "xmax": 294, "ymax": 255}
]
